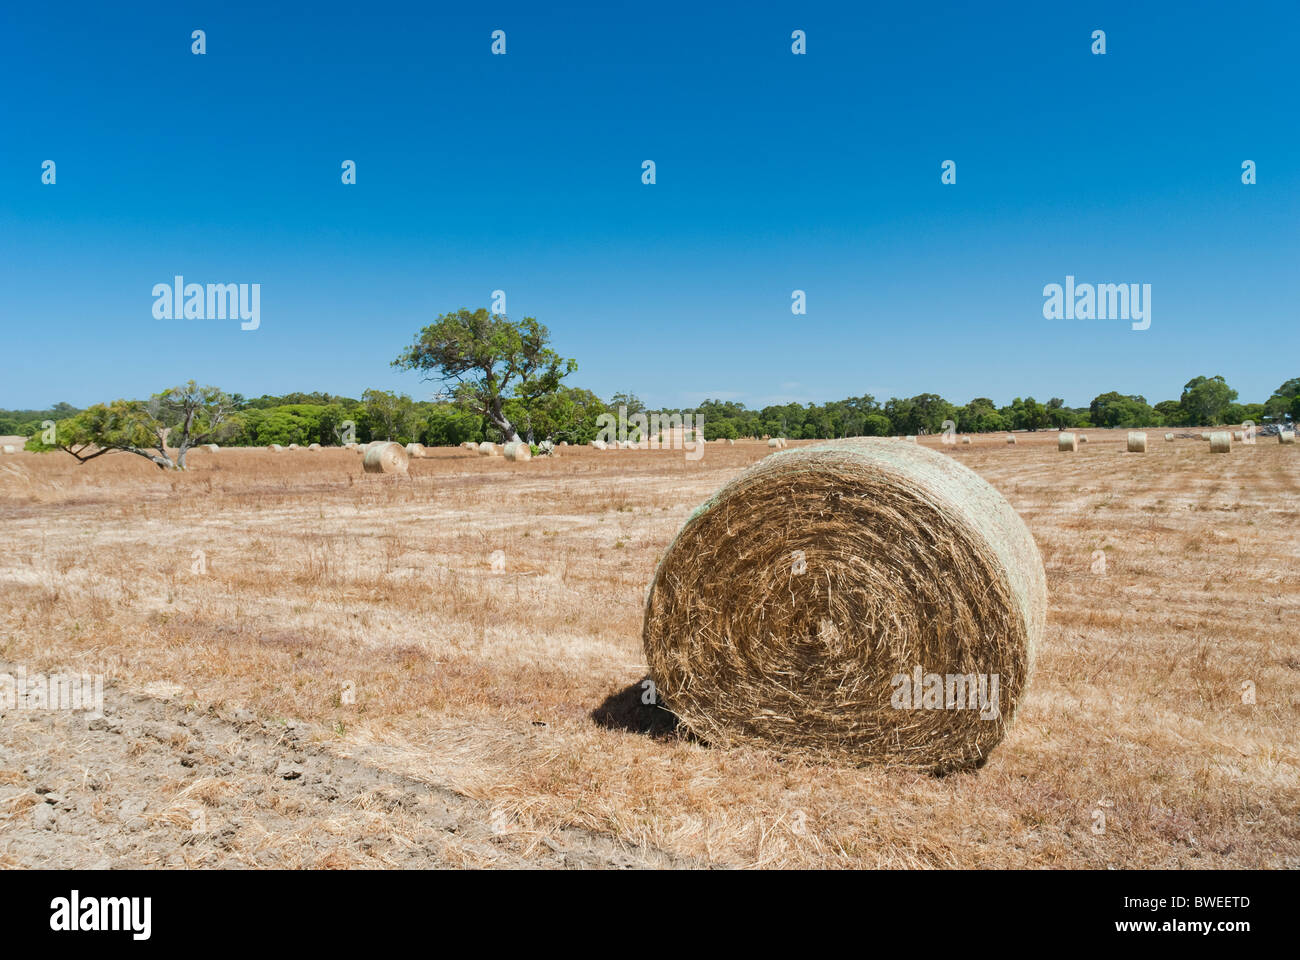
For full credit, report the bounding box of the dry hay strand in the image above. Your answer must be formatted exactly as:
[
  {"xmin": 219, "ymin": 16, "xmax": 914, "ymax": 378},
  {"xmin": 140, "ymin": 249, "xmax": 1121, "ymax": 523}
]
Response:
[
  {"xmin": 642, "ymin": 439, "xmax": 1046, "ymax": 770},
  {"xmin": 477, "ymin": 442, "xmax": 499, "ymax": 457},
  {"xmin": 1057, "ymin": 432, "xmax": 1078, "ymax": 452},
  {"xmin": 404, "ymin": 442, "xmax": 427, "ymax": 458},
  {"xmin": 1006, "ymin": 434, "xmax": 1017, "ymax": 445},
  {"xmin": 1232, "ymin": 431, "xmax": 1244, "ymax": 442},
  {"xmin": 1126, "ymin": 432, "xmax": 1147, "ymax": 453},
  {"xmin": 362, "ymin": 441, "xmax": 410, "ymax": 475},
  {"xmin": 1164, "ymin": 433, "xmax": 1175, "ymax": 442},
  {"xmin": 503, "ymin": 441, "xmax": 532, "ymax": 462},
  {"xmin": 1279, "ymin": 430, "xmax": 1296, "ymax": 444},
  {"xmin": 1209, "ymin": 431, "xmax": 1232, "ymax": 454}
]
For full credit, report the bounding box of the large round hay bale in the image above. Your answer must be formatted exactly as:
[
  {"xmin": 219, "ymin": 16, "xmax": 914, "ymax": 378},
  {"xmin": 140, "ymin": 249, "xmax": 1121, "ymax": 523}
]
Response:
[
  {"xmin": 767, "ymin": 438, "xmax": 782, "ymax": 448},
  {"xmin": 1126, "ymin": 432, "xmax": 1147, "ymax": 453},
  {"xmin": 1279, "ymin": 430, "xmax": 1295, "ymax": 444},
  {"xmin": 1006, "ymin": 434, "xmax": 1017, "ymax": 445},
  {"xmin": 405, "ymin": 442, "xmax": 426, "ymax": 458},
  {"xmin": 363, "ymin": 441, "xmax": 409, "ymax": 475},
  {"xmin": 503, "ymin": 441, "xmax": 532, "ymax": 462},
  {"xmin": 642, "ymin": 439, "xmax": 1046, "ymax": 770},
  {"xmin": 477, "ymin": 441, "xmax": 498, "ymax": 457},
  {"xmin": 1209, "ymin": 431, "xmax": 1232, "ymax": 453},
  {"xmin": 1164, "ymin": 433, "xmax": 1175, "ymax": 442},
  {"xmin": 1057, "ymin": 432, "xmax": 1078, "ymax": 452}
]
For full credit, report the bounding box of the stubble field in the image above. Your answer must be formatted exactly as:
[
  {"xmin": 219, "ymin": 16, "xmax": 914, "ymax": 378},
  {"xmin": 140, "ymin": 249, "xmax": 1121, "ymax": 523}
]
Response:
[{"xmin": 1, "ymin": 430, "xmax": 1297, "ymax": 868}]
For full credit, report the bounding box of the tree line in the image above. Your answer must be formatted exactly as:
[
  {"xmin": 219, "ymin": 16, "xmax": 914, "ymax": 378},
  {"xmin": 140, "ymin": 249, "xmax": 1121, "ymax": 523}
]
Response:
[{"xmin": 8, "ymin": 308, "xmax": 1296, "ymax": 468}]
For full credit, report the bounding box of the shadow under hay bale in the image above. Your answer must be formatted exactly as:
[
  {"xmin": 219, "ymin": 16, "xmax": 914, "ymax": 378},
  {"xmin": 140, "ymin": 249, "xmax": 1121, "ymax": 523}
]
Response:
[{"xmin": 590, "ymin": 678, "xmax": 685, "ymax": 741}]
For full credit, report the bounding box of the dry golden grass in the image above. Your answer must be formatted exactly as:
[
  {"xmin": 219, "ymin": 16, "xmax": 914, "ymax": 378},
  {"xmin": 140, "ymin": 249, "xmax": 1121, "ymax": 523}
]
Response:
[{"xmin": 1, "ymin": 430, "xmax": 1297, "ymax": 868}]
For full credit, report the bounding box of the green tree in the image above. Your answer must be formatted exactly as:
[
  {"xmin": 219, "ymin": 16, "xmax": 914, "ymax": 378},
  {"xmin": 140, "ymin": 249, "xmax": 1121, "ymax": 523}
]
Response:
[
  {"xmin": 1179, "ymin": 376, "xmax": 1238, "ymax": 426},
  {"xmin": 361, "ymin": 389, "xmax": 418, "ymax": 442},
  {"xmin": 30, "ymin": 382, "xmax": 236, "ymax": 469},
  {"xmin": 394, "ymin": 309, "xmax": 576, "ymax": 443}
]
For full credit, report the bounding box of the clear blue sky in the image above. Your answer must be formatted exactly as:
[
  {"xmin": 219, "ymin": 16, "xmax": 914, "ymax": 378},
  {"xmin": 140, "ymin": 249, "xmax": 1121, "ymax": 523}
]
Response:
[{"xmin": 1, "ymin": 1, "xmax": 1296, "ymax": 410}]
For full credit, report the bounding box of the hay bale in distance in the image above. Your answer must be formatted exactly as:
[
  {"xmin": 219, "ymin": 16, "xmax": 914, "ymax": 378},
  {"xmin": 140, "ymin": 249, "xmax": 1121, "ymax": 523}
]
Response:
[
  {"xmin": 767, "ymin": 438, "xmax": 782, "ymax": 448},
  {"xmin": 1057, "ymin": 432, "xmax": 1078, "ymax": 452},
  {"xmin": 1164, "ymin": 433, "xmax": 1175, "ymax": 442},
  {"xmin": 1279, "ymin": 430, "xmax": 1296, "ymax": 444},
  {"xmin": 1006, "ymin": 434, "xmax": 1017, "ymax": 445},
  {"xmin": 288, "ymin": 443, "xmax": 300, "ymax": 450},
  {"xmin": 307, "ymin": 443, "xmax": 321, "ymax": 451},
  {"xmin": 1, "ymin": 445, "xmax": 16, "ymax": 455},
  {"xmin": 404, "ymin": 442, "xmax": 426, "ymax": 458},
  {"xmin": 1127, "ymin": 432, "xmax": 1147, "ymax": 453},
  {"xmin": 1078, "ymin": 435, "xmax": 1088, "ymax": 444},
  {"xmin": 642, "ymin": 439, "xmax": 1046, "ymax": 769},
  {"xmin": 961, "ymin": 436, "xmax": 972, "ymax": 445},
  {"xmin": 363, "ymin": 441, "xmax": 409, "ymax": 475},
  {"xmin": 503, "ymin": 441, "xmax": 532, "ymax": 462},
  {"xmin": 1232, "ymin": 431, "xmax": 1244, "ymax": 442},
  {"xmin": 590, "ymin": 439, "xmax": 607, "ymax": 451},
  {"xmin": 267, "ymin": 444, "xmax": 283, "ymax": 452},
  {"xmin": 1209, "ymin": 431, "xmax": 1232, "ymax": 453},
  {"xmin": 204, "ymin": 443, "xmax": 219, "ymax": 452}
]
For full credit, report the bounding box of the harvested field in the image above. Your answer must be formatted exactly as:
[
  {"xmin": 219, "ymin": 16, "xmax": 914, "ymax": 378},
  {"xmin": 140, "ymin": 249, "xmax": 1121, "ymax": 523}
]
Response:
[{"xmin": 1, "ymin": 429, "xmax": 1297, "ymax": 869}]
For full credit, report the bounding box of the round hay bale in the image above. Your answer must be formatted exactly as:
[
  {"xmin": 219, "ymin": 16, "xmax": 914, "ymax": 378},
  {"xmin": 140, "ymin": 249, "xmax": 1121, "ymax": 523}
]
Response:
[
  {"xmin": 767, "ymin": 438, "xmax": 782, "ymax": 448},
  {"xmin": 1198, "ymin": 433, "xmax": 1210, "ymax": 441},
  {"xmin": 288, "ymin": 443, "xmax": 300, "ymax": 451},
  {"xmin": 1006, "ymin": 434, "xmax": 1017, "ymax": 445},
  {"xmin": 961, "ymin": 436, "xmax": 972, "ymax": 445},
  {"xmin": 560, "ymin": 440, "xmax": 570, "ymax": 446},
  {"xmin": 1232, "ymin": 431, "xmax": 1244, "ymax": 442},
  {"xmin": 1209, "ymin": 431, "xmax": 1232, "ymax": 453},
  {"xmin": 363, "ymin": 441, "xmax": 409, "ymax": 475},
  {"xmin": 404, "ymin": 442, "xmax": 426, "ymax": 458},
  {"xmin": 1126, "ymin": 432, "xmax": 1147, "ymax": 453},
  {"xmin": 503, "ymin": 441, "xmax": 532, "ymax": 462},
  {"xmin": 1078, "ymin": 435, "xmax": 1088, "ymax": 444},
  {"xmin": 1, "ymin": 445, "xmax": 16, "ymax": 455},
  {"xmin": 1164, "ymin": 433, "xmax": 1175, "ymax": 442},
  {"xmin": 591, "ymin": 439, "xmax": 608, "ymax": 451},
  {"xmin": 1279, "ymin": 430, "xmax": 1295, "ymax": 444},
  {"xmin": 267, "ymin": 444, "xmax": 283, "ymax": 452},
  {"xmin": 727, "ymin": 438, "xmax": 735, "ymax": 446},
  {"xmin": 642, "ymin": 439, "xmax": 1046, "ymax": 769},
  {"xmin": 1057, "ymin": 432, "xmax": 1078, "ymax": 452},
  {"xmin": 307, "ymin": 443, "xmax": 321, "ymax": 451},
  {"xmin": 477, "ymin": 441, "xmax": 499, "ymax": 456},
  {"xmin": 204, "ymin": 443, "xmax": 219, "ymax": 452},
  {"xmin": 905, "ymin": 435, "xmax": 917, "ymax": 443}
]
